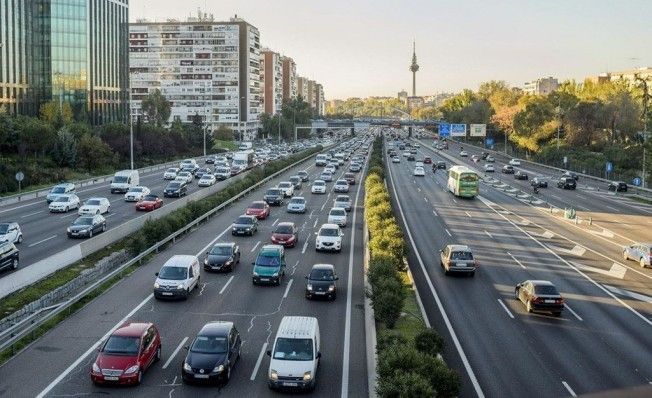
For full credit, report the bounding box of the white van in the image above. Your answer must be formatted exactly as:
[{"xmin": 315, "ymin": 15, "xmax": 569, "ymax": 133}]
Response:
[
  {"xmin": 267, "ymin": 316, "xmax": 320, "ymax": 391},
  {"xmin": 110, "ymin": 170, "xmax": 139, "ymax": 194},
  {"xmin": 153, "ymin": 255, "xmax": 201, "ymax": 300}
]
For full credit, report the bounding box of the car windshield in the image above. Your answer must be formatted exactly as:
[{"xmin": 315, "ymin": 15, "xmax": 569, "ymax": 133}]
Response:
[
  {"xmin": 114, "ymin": 176, "xmax": 128, "ymax": 183},
  {"xmin": 250, "ymin": 202, "xmax": 265, "ymax": 209},
  {"xmin": 314, "ymin": 181, "xmax": 325, "ymax": 186},
  {"xmin": 256, "ymin": 254, "xmax": 281, "ymax": 267},
  {"xmin": 179, "ymin": 172, "xmax": 190, "ymax": 176},
  {"xmin": 53, "ymin": 196, "xmax": 70, "ymax": 203},
  {"xmin": 128, "ymin": 187, "xmax": 143, "ymax": 192},
  {"xmin": 103, "ymin": 335, "xmax": 140, "ymax": 355},
  {"xmin": 451, "ymin": 251, "xmax": 474, "ymax": 260},
  {"xmin": 0, "ymin": 224, "xmax": 9, "ymax": 234},
  {"xmin": 290, "ymin": 198, "xmax": 304, "ymax": 204},
  {"xmin": 166, "ymin": 168, "xmax": 176, "ymax": 173},
  {"xmin": 320, "ymin": 228, "xmax": 339, "ymax": 237},
  {"xmin": 330, "ymin": 209, "xmax": 345, "ymax": 216},
  {"xmin": 190, "ymin": 335, "xmax": 228, "ymax": 354},
  {"xmin": 200, "ymin": 174, "xmax": 213, "ymax": 179},
  {"xmin": 279, "ymin": 182, "xmax": 291, "ymax": 188},
  {"xmin": 143, "ymin": 195, "xmax": 158, "ymax": 201},
  {"xmin": 337, "ymin": 196, "xmax": 350, "ymax": 201},
  {"xmin": 273, "ymin": 338, "xmax": 313, "ymax": 361},
  {"xmin": 158, "ymin": 266, "xmax": 187, "ymax": 280},
  {"xmin": 51, "ymin": 186, "xmax": 66, "ymax": 193},
  {"xmin": 534, "ymin": 285, "xmax": 560, "ymax": 295},
  {"xmin": 310, "ymin": 269, "xmax": 335, "ymax": 281},
  {"xmin": 236, "ymin": 217, "xmax": 253, "ymax": 225},
  {"xmin": 267, "ymin": 189, "xmax": 281, "ymax": 196},
  {"xmin": 72, "ymin": 217, "xmax": 93, "ymax": 226},
  {"xmin": 290, "ymin": 177, "xmax": 299, "ymax": 183},
  {"xmin": 85, "ymin": 199, "xmax": 101, "ymax": 206},
  {"xmin": 168, "ymin": 182, "xmax": 181, "ymax": 189},
  {"xmin": 209, "ymin": 246, "xmax": 232, "ymax": 256},
  {"xmin": 275, "ymin": 225, "xmax": 294, "ymax": 234}
]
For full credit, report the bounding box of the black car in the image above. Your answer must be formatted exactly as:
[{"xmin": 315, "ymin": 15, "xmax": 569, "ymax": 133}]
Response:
[
  {"xmin": 407, "ymin": 154, "xmax": 416, "ymax": 161},
  {"xmin": 305, "ymin": 263, "xmax": 338, "ymax": 300},
  {"xmin": 557, "ymin": 176, "xmax": 577, "ymax": 190},
  {"xmin": 0, "ymin": 241, "xmax": 19, "ymax": 272},
  {"xmin": 182, "ymin": 321, "xmax": 241, "ymax": 385},
  {"xmin": 514, "ymin": 170, "xmax": 529, "ymax": 180},
  {"xmin": 481, "ymin": 152, "xmax": 489, "ymax": 160},
  {"xmin": 608, "ymin": 181, "xmax": 627, "ymax": 192},
  {"xmin": 195, "ymin": 167, "xmax": 212, "ymax": 179},
  {"xmin": 435, "ymin": 161, "xmax": 446, "ymax": 170},
  {"xmin": 204, "ymin": 242, "xmax": 240, "ymax": 272},
  {"xmin": 67, "ymin": 215, "xmax": 106, "ymax": 238},
  {"xmin": 264, "ymin": 188, "xmax": 284, "ymax": 206},
  {"xmin": 231, "ymin": 215, "xmax": 258, "ymax": 236},
  {"xmin": 531, "ymin": 177, "xmax": 548, "ymax": 188},
  {"xmin": 515, "ymin": 280, "xmax": 564, "ymax": 316},
  {"xmin": 502, "ymin": 165, "xmax": 515, "ymax": 174},
  {"xmin": 164, "ymin": 181, "xmax": 188, "ymax": 197},
  {"xmin": 289, "ymin": 176, "xmax": 302, "ymax": 190},
  {"xmin": 562, "ymin": 171, "xmax": 579, "ymax": 181},
  {"xmin": 181, "ymin": 165, "xmax": 198, "ymax": 176},
  {"xmin": 298, "ymin": 171, "xmax": 310, "ymax": 182}
]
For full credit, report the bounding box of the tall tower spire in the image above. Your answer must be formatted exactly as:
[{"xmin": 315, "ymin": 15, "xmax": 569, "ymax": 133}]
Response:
[{"xmin": 409, "ymin": 40, "xmax": 419, "ymax": 97}]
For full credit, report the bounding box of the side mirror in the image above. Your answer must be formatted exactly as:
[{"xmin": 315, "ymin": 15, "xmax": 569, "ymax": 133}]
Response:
[
  {"xmin": 155, "ymin": 272, "xmax": 159, "ymax": 276},
  {"xmin": 314, "ymin": 232, "xmax": 318, "ymax": 235},
  {"xmin": 251, "ymin": 262, "xmax": 256, "ymax": 265},
  {"xmin": 266, "ymin": 350, "xmax": 271, "ymax": 357},
  {"xmin": 439, "ymin": 249, "xmax": 443, "ymax": 253},
  {"xmin": 305, "ymin": 275, "xmax": 310, "ymax": 279}
]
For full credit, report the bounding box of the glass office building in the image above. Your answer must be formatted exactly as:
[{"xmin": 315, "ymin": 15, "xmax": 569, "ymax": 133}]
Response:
[{"xmin": 0, "ymin": 0, "xmax": 128, "ymax": 124}]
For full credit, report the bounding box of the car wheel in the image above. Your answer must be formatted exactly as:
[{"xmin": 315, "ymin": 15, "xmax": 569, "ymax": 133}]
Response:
[
  {"xmin": 12, "ymin": 258, "xmax": 19, "ymax": 270},
  {"xmin": 526, "ymin": 301, "xmax": 533, "ymax": 313},
  {"xmin": 17, "ymin": 235, "xmax": 23, "ymax": 244},
  {"xmin": 641, "ymin": 258, "xmax": 647, "ymax": 268}
]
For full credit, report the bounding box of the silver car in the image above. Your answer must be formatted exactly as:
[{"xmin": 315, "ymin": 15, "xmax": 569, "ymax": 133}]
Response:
[
  {"xmin": 333, "ymin": 195, "xmax": 352, "ymax": 212},
  {"xmin": 0, "ymin": 222, "xmax": 22, "ymax": 244},
  {"xmin": 440, "ymin": 244, "xmax": 477, "ymax": 276},
  {"xmin": 623, "ymin": 243, "xmax": 652, "ymax": 267},
  {"xmin": 327, "ymin": 207, "xmax": 348, "ymax": 227},
  {"xmin": 287, "ymin": 196, "xmax": 307, "ymax": 213}
]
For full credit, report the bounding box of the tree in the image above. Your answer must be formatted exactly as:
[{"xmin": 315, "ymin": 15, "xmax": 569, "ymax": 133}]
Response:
[
  {"xmin": 370, "ymin": 276, "xmax": 406, "ymax": 328},
  {"xmin": 52, "ymin": 127, "xmax": 78, "ymax": 167},
  {"xmin": 213, "ymin": 125, "xmax": 234, "ymax": 141},
  {"xmin": 141, "ymin": 89, "xmax": 171, "ymax": 126},
  {"xmin": 414, "ymin": 329, "xmax": 445, "ymax": 357},
  {"xmin": 40, "ymin": 101, "xmax": 73, "ymax": 129},
  {"xmin": 77, "ymin": 134, "xmax": 115, "ymax": 172},
  {"xmin": 376, "ymin": 371, "xmax": 435, "ymax": 398}
]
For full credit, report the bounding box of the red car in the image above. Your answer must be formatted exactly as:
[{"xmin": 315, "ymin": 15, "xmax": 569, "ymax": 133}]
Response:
[
  {"xmin": 344, "ymin": 172, "xmax": 356, "ymax": 185},
  {"xmin": 271, "ymin": 222, "xmax": 298, "ymax": 247},
  {"xmin": 424, "ymin": 157, "xmax": 432, "ymax": 164},
  {"xmin": 136, "ymin": 194, "xmax": 163, "ymax": 211},
  {"xmin": 91, "ymin": 322, "xmax": 161, "ymax": 386},
  {"xmin": 246, "ymin": 200, "xmax": 270, "ymax": 219}
]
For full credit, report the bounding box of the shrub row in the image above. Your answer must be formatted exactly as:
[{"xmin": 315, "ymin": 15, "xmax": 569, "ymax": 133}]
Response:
[
  {"xmin": 364, "ymin": 136, "xmax": 460, "ymax": 397},
  {"xmin": 128, "ymin": 146, "xmax": 322, "ymax": 255}
]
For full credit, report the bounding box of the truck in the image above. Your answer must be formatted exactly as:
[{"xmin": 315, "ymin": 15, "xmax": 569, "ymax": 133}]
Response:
[
  {"xmin": 232, "ymin": 150, "xmax": 254, "ymax": 172},
  {"xmin": 110, "ymin": 170, "xmax": 139, "ymax": 194}
]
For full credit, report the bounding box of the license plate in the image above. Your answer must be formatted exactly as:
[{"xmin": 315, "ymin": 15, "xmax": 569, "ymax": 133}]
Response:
[
  {"xmin": 284, "ymin": 382, "xmax": 298, "ymax": 387},
  {"xmin": 544, "ymin": 299, "xmax": 556, "ymax": 303},
  {"xmin": 71, "ymin": 232, "xmax": 78, "ymax": 235},
  {"xmin": 195, "ymin": 374, "xmax": 209, "ymax": 379},
  {"xmin": 104, "ymin": 376, "xmax": 119, "ymax": 381},
  {"xmin": 315, "ymin": 291, "xmax": 325, "ymax": 295},
  {"xmin": 260, "ymin": 278, "xmax": 269, "ymax": 282},
  {"xmin": 161, "ymin": 292, "xmax": 173, "ymax": 296}
]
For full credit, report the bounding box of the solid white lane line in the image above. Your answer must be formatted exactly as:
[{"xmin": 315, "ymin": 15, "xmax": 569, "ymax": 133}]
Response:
[
  {"xmin": 507, "ymin": 252, "xmax": 526, "ymax": 269},
  {"xmin": 283, "ymin": 279, "xmax": 293, "ymax": 298},
  {"xmin": 163, "ymin": 336, "xmax": 189, "ymax": 369},
  {"xmin": 550, "ymin": 194, "xmax": 562, "ymax": 200},
  {"xmin": 219, "ymin": 276, "xmax": 235, "ymax": 295},
  {"xmin": 250, "ymin": 240, "xmax": 261, "ymax": 253},
  {"xmin": 386, "ymin": 152, "xmax": 485, "ymax": 398},
  {"xmin": 0, "ymin": 200, "xmax": 41, "ymax": 214},
  {"xmin": 484, "ymin": 230, "xmax": 493, "ymax": 239},
  {"xmin": 564, "ymin": 303, "xmax": 583, "ymax": 321},
  {"xmin": 250, "ymin": 342, "xmax": 268, "ymax": 381},
  {"xmin": 445, "ymin": 228, "xmax": 452, "ymax": 237},
  {"xmin": 605, "ymin": 205, "xmax": 619, "ymax": 212},
  {"xmin": 60, "ymin": 212, "xmax": 78, "ymax": 218},
  {"xmin": 497, "ymin": 299, "xmax": 514, "ymax": 319},
  {"xmin": 20, "ymin": 210, "xmax": 44, "ymax": 218},
  {"xmin": 465, "ymin": 211, "xmax": 472, "ymax": 218},
  {"xmin": 28, "ymin": 235, "xmax": 57, "ymax": 248},
  {"xmin": 417, "ymin": 187, "xmax": 421, "ymax": 192},
  {"xmin": 302, "ymin": 239, "xmax": 309, "ymax": 254},
  {"xmin": 36, "ymin": 294, "xmax": 155, "ymax": 398},
  {"xmin": 562, "ymin": 381, "xmax": 577, "ymax": 397},
  {"xmin": 452, "ymin": 198, "xmax": 458, "ymax": 204}
]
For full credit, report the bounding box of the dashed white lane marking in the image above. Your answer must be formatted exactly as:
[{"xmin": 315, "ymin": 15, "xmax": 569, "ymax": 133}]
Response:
[
  {"xmin": 302, "ymin": 239, "xmax": 309, "ymax": 254},
  {"xmin": 484, "ymin": 230, "xmax": 493, "ymax": 239},
  {"xmin": 28, "ymin": 235, "xmax": 57, "ymax": 247},
  {"xmin": 465, "ymin": 211, "xmax": 472, "ymax": 218},
  {"xmin": 432, "ymin": 209, "xmax": 438, "ymax": 216},
  {"xmin": 452, "ymin": 198, "xmax": 458, "ymax": 204},
  {"xmin": 250, "ymin": 342, "xmax": 268, "ymax": 381},
  {"xmin": 445, "ymin": 228, "xmax": 452, "ymax": 237},
  {"xmin": 163, "ymin": 337, "xmax": 189, "ymax": 369},
  {"xmin": 562, "ymin": 381, "xmax": 577, "ymax": 397},
  {"xmin": 497, "ymin": 299, "xmax": 514, "ymax": 319},
  {"xmin": 424, "ymin": 197, "xmax": 428, "ymax": 203},
  {"xmin": 507, "ymin": 252, "xmax": 526, "ymax": 269},
  {"xmin": 283, "ymin": 279, "xmax": 294, "ymax": 298},
  {"xmin": 219, "ymin": 276, "xmax": 235, "ymax": 294},
  {"xmin": 313, "ymin": 217, "xmax": 319, "ymax": 228},
  {"xmin": 271, "ymin": 218, "xmax": 279, "ymax": 226},
  {"xmin": 604, "ymin": 205, "xmax": 619, "ymax": 212},
  {"xmin": 20, "ymin": 210, "xmax": 43, "ymax": 218},
  {"xmin": 550, "ymin": 194, "xmax": 562, "ymax": 200},
  {"xmin": 250, "ymin": 240, "xmax": 261, "ymax": 253},
  {"xmin": 564, "ymin": 303, "xmax": 583, "ymax": 321}
]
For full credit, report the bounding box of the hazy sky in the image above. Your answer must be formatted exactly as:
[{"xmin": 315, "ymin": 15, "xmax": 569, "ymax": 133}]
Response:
[{"xmin": 130, "ymin": 0, "xmax": 652, "ymax": 100}]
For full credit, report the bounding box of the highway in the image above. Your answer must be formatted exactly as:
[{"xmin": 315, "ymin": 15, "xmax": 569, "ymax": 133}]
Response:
[
  {"xmin": 388, "ymin": 137, "xmax": 652, "ymax": 397},
  {"xmin": 0, "ymin": 145, "xmax": 370, "ymax": 398}
]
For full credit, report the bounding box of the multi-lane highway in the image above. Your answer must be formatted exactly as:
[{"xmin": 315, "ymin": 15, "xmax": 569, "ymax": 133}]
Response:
[
  {"xmin": 0, "ymin": 145, "xmax": 370, "ymax": 398},
  {"xmin": 388, "ymin": 137, "xmax": 652, "ymax": 397}
]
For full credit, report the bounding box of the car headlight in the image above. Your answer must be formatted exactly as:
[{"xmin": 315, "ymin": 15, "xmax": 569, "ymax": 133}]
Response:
[
  {"xmin": 92, "ymin": 362, "xmax": 100, "ymax": 373},
  {"xmin": 303, "ymin": 371, "xmax": 312, "ymax": 381},
  {"xmin": 124, "ymin": 365, "xmax": 139, "ymax": 374},
  {"xmin": 307, "ymin": 284, "xmax": 313, "ymax": 291},
  {"xmin": 213, "ymin": 364, "xmax": 224, "ymax": 373},
  {"xmin": 67, "ymin": 228, "xmax": 71, "ymax": 233},
  {"xmin": 253, "ymin": 271, "xmax": 259, "ymax": 276},
  {"xmin": 270, "ymin": 369, "xmax": 278, "ymax": 380},
  {"xmin": 328, "ymin": 285, "xmax": 335, "ymax": 291},
  {"xmin": 272, "ymin": 272, "xmax": 279, "ymax": 277},
  {"xmin": 225, "ymin": 259, "xmax": 233, "ymax": 265},
  {"xmin": 204, "ymin": 259, "xmax": 208, "ymax": 265},
  {"xmin": 177, "ymin": 284, "xmax": 184, "ymax": 289},
  {"xmin": 183, "ymin": 362, "xmax": 192, "ymax": 372},
  {"xmin": 154, "ymin": 282, "xmax": 160, "ymax": 289}
]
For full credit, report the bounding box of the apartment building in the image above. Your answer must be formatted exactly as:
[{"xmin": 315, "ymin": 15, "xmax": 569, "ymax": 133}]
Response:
[
  {"xmin": 260, "ymin": 48, "xmax": 283, "ymax": 114},
  {"xmin": 281, "ymin": 55, "xmax": 297, "ymax": 103},
  {"xmin": 522, "ymin": 76, "xmax": 559, "ymax": 95}
]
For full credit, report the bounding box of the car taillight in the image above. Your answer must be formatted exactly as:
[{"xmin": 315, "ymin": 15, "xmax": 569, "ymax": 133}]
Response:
[{"xmin": 556, "ymin": 298, "xmax": 564, "ymax": 304}]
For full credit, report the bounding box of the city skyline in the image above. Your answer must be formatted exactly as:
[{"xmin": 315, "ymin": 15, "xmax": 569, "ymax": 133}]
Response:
[{"xmin": 130, "ymin": 0, "xmax": 652, "ymax": 99}]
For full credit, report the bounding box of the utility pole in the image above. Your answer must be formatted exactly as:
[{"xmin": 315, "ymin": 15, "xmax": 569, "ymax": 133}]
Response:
[{"xmin": 129, "ymin": 73, "xmax": 134, "ymax": 170}]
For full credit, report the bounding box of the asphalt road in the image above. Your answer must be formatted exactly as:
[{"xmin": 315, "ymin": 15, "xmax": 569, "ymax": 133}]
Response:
[
  {"xmin": 0, "ymin": 147, "xmax": 370, "ymax": 398},
  {"xmin": 387, "ymin": 138, "xmax": 652, "ymax": 398}
]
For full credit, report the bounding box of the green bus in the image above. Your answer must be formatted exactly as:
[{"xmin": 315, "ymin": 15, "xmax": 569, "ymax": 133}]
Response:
[{"xmin": 447, "ymin": 166, "xmax": 479, "ymax": 198}]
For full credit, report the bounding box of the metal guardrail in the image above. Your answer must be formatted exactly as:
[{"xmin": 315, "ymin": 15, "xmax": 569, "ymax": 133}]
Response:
[{"xmin": 0, "ymin": 146, "xmax": 327, "ymax": 356}]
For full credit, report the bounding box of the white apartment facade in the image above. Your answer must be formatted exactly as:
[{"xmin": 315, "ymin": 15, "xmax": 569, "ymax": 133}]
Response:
[
  {"xmin": 129, "ymin": 15, "xmax": 261, "ymax": 140},
  {"xmin": 522, "ymin": 76, "xmax": 559, "ymax": 95},
  {"xmin": 260, "ymin": 48, "xmax": 283, "ymax": 115}
]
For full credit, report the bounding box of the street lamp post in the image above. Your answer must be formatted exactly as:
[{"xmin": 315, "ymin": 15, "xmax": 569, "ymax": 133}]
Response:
[{"xmin": 129, "ymin": 73, "xmax": 134, "ymax": 170}]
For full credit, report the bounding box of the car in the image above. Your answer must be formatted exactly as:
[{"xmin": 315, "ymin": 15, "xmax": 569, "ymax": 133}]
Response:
[
  {"xmin": 271, "ymin": 222, "xmax": 299, "ymax": 247},
  {"xmin": 315, "ymin": 223, "xmax": 344, "ymax": 252},
  {"xmin": 515, "ymin": 280, "xmax": 564, "ymax": 316},
  {"xmin": 349, "ymin": 162, "xmax": 362, "ymax": 172},
  {"xmin": 194, "ymin": 167, "xmax": 212, "ymax": 179},
  {"xmin": 298, "ymin": 170, "xmax": 310, "ymax": 182},
  {"xmin": 327, "ymin": 207, "xmax": 348, "ymax": 227},
  {"xmin": 531, "ymin": 177, "xmax": 548, "ymax": 188},
  {"xmin": 486, "ymin": 155, "xmax": 495, "ymax": 163},
  {"xmin": 205, "ymin": 156, "xmax": 215, "ymax": 164},
  {"xmin": 305, "ymin": 263, "xmax": 338, "ymax": 300},
  {"xmin": 181, "ymin": 321, "xmax": 241, "ymax": 385},
  {"xmin": 415, "ymin": 161, "xmax": 424, "ymax": 168},
  {"xmin": 67, "ymin": 214, "xmax": 106, "ymax": 238},
  {"xmin": 177, "ymin": 171, "xmax": 193, "ymax": 184},
  {"xmin": 198, "ymin": 173, "xmax": 217, "ymax": 187},
  {"xmin": 325, "ymin": 164, "xmax": 337, "ymax": 173},
  {"xmin": 246, "ymin": 200, "xmax": 271, "ymax": 219},
  {"xmin": 289, "ymin": 176, "xmax": 303, "ymax": 190},
  {"xmin": 311, "ymin": 180, "xmax": 326, "ymax": 194},
  {"xmin": 608, "ymin": 181, "xmax": 628, "ymax": 192},
  {"xmin": 439, "ymin": 244, "xmax": 477, "ymax": 276},
  {"xmin": 471, "ymin": 154, "xmax": 480, "ymax": 162},
  {"xmin": 501, "ymin": 165, "xmax": 515, "ymax": 174},
  {"xmin": 410, "ymin": 148, "xmax": 417, "ymax": 154},
  {"xmin": 0, "ymin": 241, "xmax": 20, "ymax": 272},
  {"xmin": 264, "ymin": 188, "xmax": 285, "ymax": 205},
  {"xmin": 179, "ymin": 158, "xmax": 199, "ymax": 171},
  {"xmin": 481, "ymin": 152, "xmax": 489, "ymax": 160},
  {"xmin": 252, "ymin": 244, "xmax": 286, "ymax": 285},
  {"xmin": 333, "ymin": 179, "xmax": 350, "ymax": 193},
  {"xmin": 136, "ymin": 194, "xmax": 163, "ymax": 211},
  {"xmin": 557, "ymin": 176, "xmax": 576, "ymax": 190},
  {"xmin": 0, "ymin": 222, "xmax": 22, "ymax": 244},
  {"xmin": 320, "ymin": 171, "xmax": 334, "ymax": 182},
  {"xmin": 232, "ymin": 215, "xmax": 258, "ymax": 236},
  {"xmin": 344, "ymin": 172, "xmax": 356, "ymax": 185},
  {"xmin": 413, "ymin": 166, "xmax": 425, "ymax": 176},
  {"xmin": 622, "ymin": 243, "xmax": 652, "ymax": 267},
  {"xmin": 48, "ymin": 194, "xmax": 81, "ymax": 212},
  {"xmin": 163, "ymin": 167, "xmax": 179, "ymax": 180},
  {"xmin": 391, "ymin": 156, "xmax": 401, "ymax": 163},
  {"xmin": 124, "ymin": 186, "xmax": 151, "ymax": 202},
  {"xmin": 435, "ymin": 161, "xmax": 446, "ymax": 170},
  {"xmin": 562, "ymin": 171, "xmax": 579, "ymax": 181},
  {"xmin": 78, "ymin": 197, "xmax": 111, "ymax": 215},
  {"xmin": 90, "ymin": 322, "xmax": 161, "ymax": 386},
  {"xmin": 215, "ymin": 167, "xmax": 231, "ymax": 181},
  {"xmin": 334, "ymin": 195, "xmax": 352, "ymax": 212},
  {"xmin": 423, "ymin": 157, "xmax": 432, "ymax": 164},
  {"xmin": 460, "ymin": 151, "xmax": 468, "ymax": 157},
  {"xmin": 287, "ymin": 196, "xmax": 307, "ymax": 213},
  {"xmin": 164, "ymin": 181, "xmax": 188, "ymax": 197},
  {"xmin": 483, "ymin": 164, "xmax": 495, "ymax": 172},
  {"xmin": 402, "ymin": 151, "xmax": 410, "ymax": 158},
  {"xmin": 514, "ymin": 170, "xmax": 529, "ymax": 180},
  {"xmin": 508, "ymin": 159, "xmax": 521, "ymax": 166},
  {"xmin": 153, "ymin": 255, "xmax": 201, "ymax": 300},
  {"xmin": 46, "ymin": 182, "xmax": 76, "ymax": 203},
  {"xmin": 407, "ymin": 154, "xmax": 416, "ymax": 161},
  {"xmin": 204, "ymin": 242, "xmax": 240, "ymax": 272}
]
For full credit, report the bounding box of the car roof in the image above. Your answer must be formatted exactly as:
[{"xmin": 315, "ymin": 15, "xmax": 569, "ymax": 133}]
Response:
[
  {"xmin": 527, "ymin": 280, "xmax": 555, "ymax": 286},
  {"xmin": 113, "ymin": 322, "xmax": 152, "ymax": 337},
  {"xmin": 198, "ymin": 321, "xmax": 234, "ymax": 336},
  {"xmin": 321, "ymin": 223, "xmax": 340, "ymax": 229},
  {"xmin": 336, "ymin": 179, "xmax": 348, "ymax": 183},
  {"xmin": 290, "ymin": 196, "xmax": 305, "ymax": 200},
  {"xmin": 276, "ymin": 316, "xmax": 318, "ymax": 339},
  {"xmin": 336, "ymin": 195, "xmax": 350, "ymax": 200},
  {"xmin": 447, "ymin": 244, "xmax": 471, "ymax": 251},
  {"xmin": 250, "ymin": 200, "xmax": 266, "ymax": 205},
  {"xmin": 213, "ymin": 242, "xmax": 235, "ymax": 248},
  {"xmin": 311, "ymin": 263, "xmax": 335, "ymax": 271},
  {"xmin": 163, "ymin": 254, "xmax": 198, "ymax": 268},
  {"xmin": 277, "ymin": 222, "xmax": 296, "ymax": 228},
  {"xmin": 260, "ymin": 244, "xmax": 284, "ymax": 254},
  {"xmin": 330, "ymin": 207, "xmax": 346, "ymax": 212}
]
